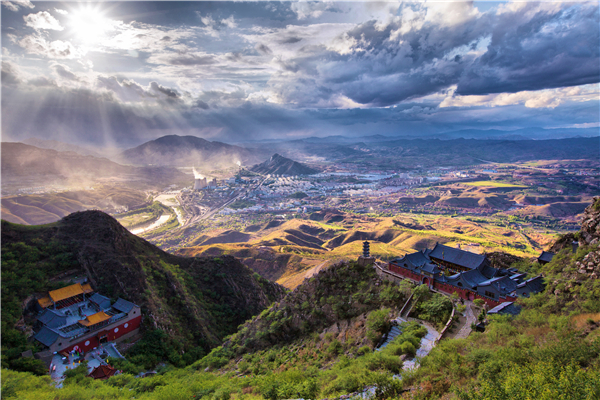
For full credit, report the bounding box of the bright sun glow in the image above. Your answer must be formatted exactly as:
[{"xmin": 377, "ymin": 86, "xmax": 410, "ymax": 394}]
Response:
[{"xmin": 69, "ymin": 6, "xmax": 111, "ymax": 45}]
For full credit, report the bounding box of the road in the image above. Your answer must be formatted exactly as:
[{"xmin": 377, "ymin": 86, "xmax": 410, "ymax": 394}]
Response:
[
  {"xmin": 454, "ymin": 302, "xmax": 477, "ymax": 339},
  {"xmin": 174, "ymin": 175, "xmax": 269, "ymax": 229}
]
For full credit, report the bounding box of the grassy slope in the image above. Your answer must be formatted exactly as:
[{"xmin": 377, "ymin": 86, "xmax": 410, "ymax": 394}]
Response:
[
  {"xmin": 1, "ymin": 211, "xmax": 285, "ymax": 373},
  {"xmin": 3, "ymin": 242, "xmax": 600, "ymax": 400}
]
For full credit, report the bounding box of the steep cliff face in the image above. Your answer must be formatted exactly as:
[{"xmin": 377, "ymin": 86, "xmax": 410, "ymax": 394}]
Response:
[
  {"xmin": 538, "ymin": 197, "xmax": 600, "ymax": 313},
  {"xmin": 1, "ymin": 211, "xmax": 286, "ymax": 354},
  {"xmin": 579, "ymin": 196, "xmax": 600, "ymax": 246}
]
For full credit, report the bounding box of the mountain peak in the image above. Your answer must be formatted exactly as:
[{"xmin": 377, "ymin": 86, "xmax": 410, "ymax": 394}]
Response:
[
  {"xmin": 119, "ymin": 135, "xmax": 257, "ymax": 167},
  {"xmin": 251, "ymin": 154, "xmax": 319, "ymax": 176}
]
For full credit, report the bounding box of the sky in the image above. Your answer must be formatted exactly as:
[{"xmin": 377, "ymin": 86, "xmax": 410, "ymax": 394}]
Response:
[{"xmin": 1, "ymin": 1, "xmax": 599, "ymax": 147}]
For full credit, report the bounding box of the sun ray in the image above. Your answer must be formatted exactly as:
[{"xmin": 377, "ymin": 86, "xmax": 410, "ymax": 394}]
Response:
[{"xmin": 67, "ymin": 4, "xmax": 113, "ymax": 46}]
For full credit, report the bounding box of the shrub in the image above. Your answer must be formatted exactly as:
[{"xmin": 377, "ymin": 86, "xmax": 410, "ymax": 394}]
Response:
[
  {"xmin": 366, "ymin": 308, "xmax": 391, "ymax": 344},
  {"xmin": 401, "ymin": 341, "xmax": 417, "ymax": 357},
  {"xmin": 327, "ymin": 340, "xmax": 343, "ymax": 356}
]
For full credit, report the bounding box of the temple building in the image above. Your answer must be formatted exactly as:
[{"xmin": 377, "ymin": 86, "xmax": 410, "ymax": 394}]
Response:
[
  {"xmin": 386, "ymin": 244, "xmax": 544, "ymax": 307},
  {"xmin": 33, "ymin": 283, "xmax": 141, "ymax": 355}
]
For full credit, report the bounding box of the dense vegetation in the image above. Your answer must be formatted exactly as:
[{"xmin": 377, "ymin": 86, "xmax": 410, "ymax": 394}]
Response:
[
  {"xmin": 1, "ymin": 236, "xmax": 76, "ymax": 374},
  {"xmin": 2, "ymin": 199, "xmax": 600, "ymax": 399},
  {"xmin": 1, "ymin": 212, "xmax": 285, "ymax": 374},
  {"xmin": 214, "ymin": 260, "xmax": 409, "ymax": 358}
]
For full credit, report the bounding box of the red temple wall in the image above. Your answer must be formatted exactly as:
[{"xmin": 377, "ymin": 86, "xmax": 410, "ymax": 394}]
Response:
[
  {"xmin": 387, "ymin": 263, "xmax": 513, "ymax": 308},
  {"xmin": 61, "ymin": 315, "xmax": 142, "ymax": 354}
]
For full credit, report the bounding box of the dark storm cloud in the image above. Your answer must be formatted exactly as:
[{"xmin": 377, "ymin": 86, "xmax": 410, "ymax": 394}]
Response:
[
  {"xmin": 2, "ymin": 1, "xmax": 598, "ymax": 146},
  {"xmin": 271, "ymin": 2, "xmax": 599, "ymax": 107},
  {"xmin": 255, "ymin": 43, "xmax": 273, "ymax": 55},
  {"xmin": 193, "ymin": 99, "xmax": 210, "ymax": 110},
  {"xmin": 456, "ymin": 3, "xmax": 600, "ymax": 95},
  {"xmin": 2, "ymin": 78, "xmax": 597, "ymax": 148},
  {"xmin": 53, "ymin": 64, "xmax": 79, "ymax": 81},
  {"xmin": 150, "ymin": 81, "xmax": 179, "ymax": 99},
  {"xmin": 280, "ymin": 37, "xmax": 302, "ymax": 44}
]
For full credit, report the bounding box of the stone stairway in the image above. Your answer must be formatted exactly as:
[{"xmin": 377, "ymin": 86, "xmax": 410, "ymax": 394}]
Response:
[{"xmin": 376, "ymin": 324, "xmax": 403, "ymax": 351}]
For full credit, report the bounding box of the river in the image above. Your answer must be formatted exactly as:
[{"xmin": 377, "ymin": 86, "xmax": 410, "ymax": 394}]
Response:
[{"xmin": 131, "ymin": 214, "xmax": 170, "ymax": 235}]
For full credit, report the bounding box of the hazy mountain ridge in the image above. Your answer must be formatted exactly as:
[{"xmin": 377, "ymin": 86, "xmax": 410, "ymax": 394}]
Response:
[
  {"xmin": 118, "ymin": 135, "xmax": 263, "ymax": 168},
  {"xmin": 2, "ymin": 142, "xmax": 131, "ymax": 179},
  {"xmin": 21, "ymin": 138, "xmax": 104, "ymax": 158},
  {"xmin": 250, "ymin": 153, "xmax": 320, "ymax": 176},
  {"xmin": 2, "ymin": 142, "xmax": 190, "ymax": 186}
]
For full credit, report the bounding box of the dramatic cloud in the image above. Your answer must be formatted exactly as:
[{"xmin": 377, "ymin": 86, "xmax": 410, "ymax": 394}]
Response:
[
  {"xmin": 1, "ymin": 0, "xmax": 33, "ymax": 12},
  {"xmin": 456, "ymin": 2, "xmax": 600, "ymax": 95},
  {"xmin": 440, "ymin": 85, "xmax": 600, "ymax": 109},
  {"xmin": 1, "ymin": 1, "xmax": 598, "ymax": 146},
  {"xmin": 52, "ymin": 64, "xmax": 79, "ymax": 81},
  {"xmin": 18, "ymin": 35, "xmax": 81, "ymax": 59},
  {"xmin": 23, "ymin": 11, "xmax": 64, "ymax": 31},
  {"xmin": 1, "ymin": 61, "xmax": 22, "ymax": 85}
]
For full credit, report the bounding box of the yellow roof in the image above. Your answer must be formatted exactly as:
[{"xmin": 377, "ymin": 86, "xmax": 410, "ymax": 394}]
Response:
[
  {"xmin": 82, "ymin": 283, "xmax": 94, "ymax": 294},
  {"xmin": 38, "ymin": 296, "xmax": 53, "ymax": 309},
  {"xmin": 49, "ymin": 284, "xmax": 83, "ymax": 303},
  {"xmin": 79, "ymin": 311, "xmax": 111, "ymax": 327}
]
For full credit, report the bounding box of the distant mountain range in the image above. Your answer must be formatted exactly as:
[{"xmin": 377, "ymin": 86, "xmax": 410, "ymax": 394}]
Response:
[
  {"xmin": 118, "ymin": 135, "xmax": 263, "ymax": 168},
  {"xmin": 250, "ymin": 154, "xmax": 319, "ymax": 176},
  {"xmin": 21, "ymin": 137, "xmax": 104, "ymax": 158},
  {"xmin": 2, "ymin": 142, "xmax": 131, "ymax": 179},
  {"xmin": 1, "ymin": 142, "xmax": 190, "ymax": 190}
]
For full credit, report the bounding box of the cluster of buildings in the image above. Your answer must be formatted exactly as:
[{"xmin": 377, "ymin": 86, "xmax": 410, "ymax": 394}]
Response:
[
  {"xmin": 382, "ymin": 243, "xmax": 544, "ymax": 308},
  {"xmin": 33, "ymin": 283, "xmax": 141, "ymax": 356},
  {"xmin": 193, "ymin": 177, "xmax": 221, "ymax": 190}
]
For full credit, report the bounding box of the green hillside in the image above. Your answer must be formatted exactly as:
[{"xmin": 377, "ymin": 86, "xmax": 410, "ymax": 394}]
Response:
[
  {"xmin": 1, "ymin": 211, "xmax": 285, "ymax": 375},
  {"xmin": 2, "ymin": 199, "xmax": 600, "ymax": 399}
]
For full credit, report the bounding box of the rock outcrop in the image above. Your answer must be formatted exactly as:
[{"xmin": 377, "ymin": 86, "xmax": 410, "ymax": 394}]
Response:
[{"xmin": 579, "ymin": 196, "xmax": 600, "ymax": 246}]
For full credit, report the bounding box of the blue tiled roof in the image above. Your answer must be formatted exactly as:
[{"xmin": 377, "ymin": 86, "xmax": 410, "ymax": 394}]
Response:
[
  {"xmin": 444, "ymin": 269, "xmax": 489, "ymax": 289},
  {"xmin": 112, "ymin": 298, "xmax": 136, "ymax": 313},
  {"xmin": 488, "ymin": 302, "xmax": 522, "ymax": 316},
  {"xmin": 429, "ymin": 244, "xmax": 487, "ymax": 270},
  {"xmin": 479, "ymin": 264, "xmax": 498, "ymax": 279},
  {"xmin": 34, "ymin": 326, "xmax": 60, "ymax": 347},
  {"xmin": 538, "ymin": 251, "xmax": 555, "ymax": 263},
  {"xmin": 89, "ymin": 293, "xmax": 110, "ymax": 307},
  {"xmin": 478, "ymin": 276, "xmax": 504, "ymax": 287},
  {"xmin": 37, "ymin": 309, "xmax": 67, "ymax": 329},
  {"xmin": 517, "ymin": 276, "xmax": 545, "ymax": 293},
  {"xmin": 420, "ymin": 263, "xmax": 439, "ymax": 274}
]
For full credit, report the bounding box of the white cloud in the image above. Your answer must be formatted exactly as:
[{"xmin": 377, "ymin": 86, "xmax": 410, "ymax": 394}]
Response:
[
  {"xmin": 54, "ymin": 8, "xmax": 68, "ymax": 15},
  {"xmin": 221, "ymin": 16, "xmax": 237, "ymax": 29},
  {"xmin": 439, "ymin": 84, "xmax": 600, "ymax": 109},
  {"xmin": 24, "ymin": 11, "xmax": 64, "ymax": 31},
  {"xmin": 18, "ymin": 35, "xmax": 82, "ymax": 59},
  {"xmin": 291, "ymin": 1, "xmax": 336, "ymax": 20},
  {"xmin": 1, "ymin": 0, "xmax": 33, "ymax": 12},
  {"xmin": 100, "ymin": 22, "xmax": 194, "ymax": 53}
]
